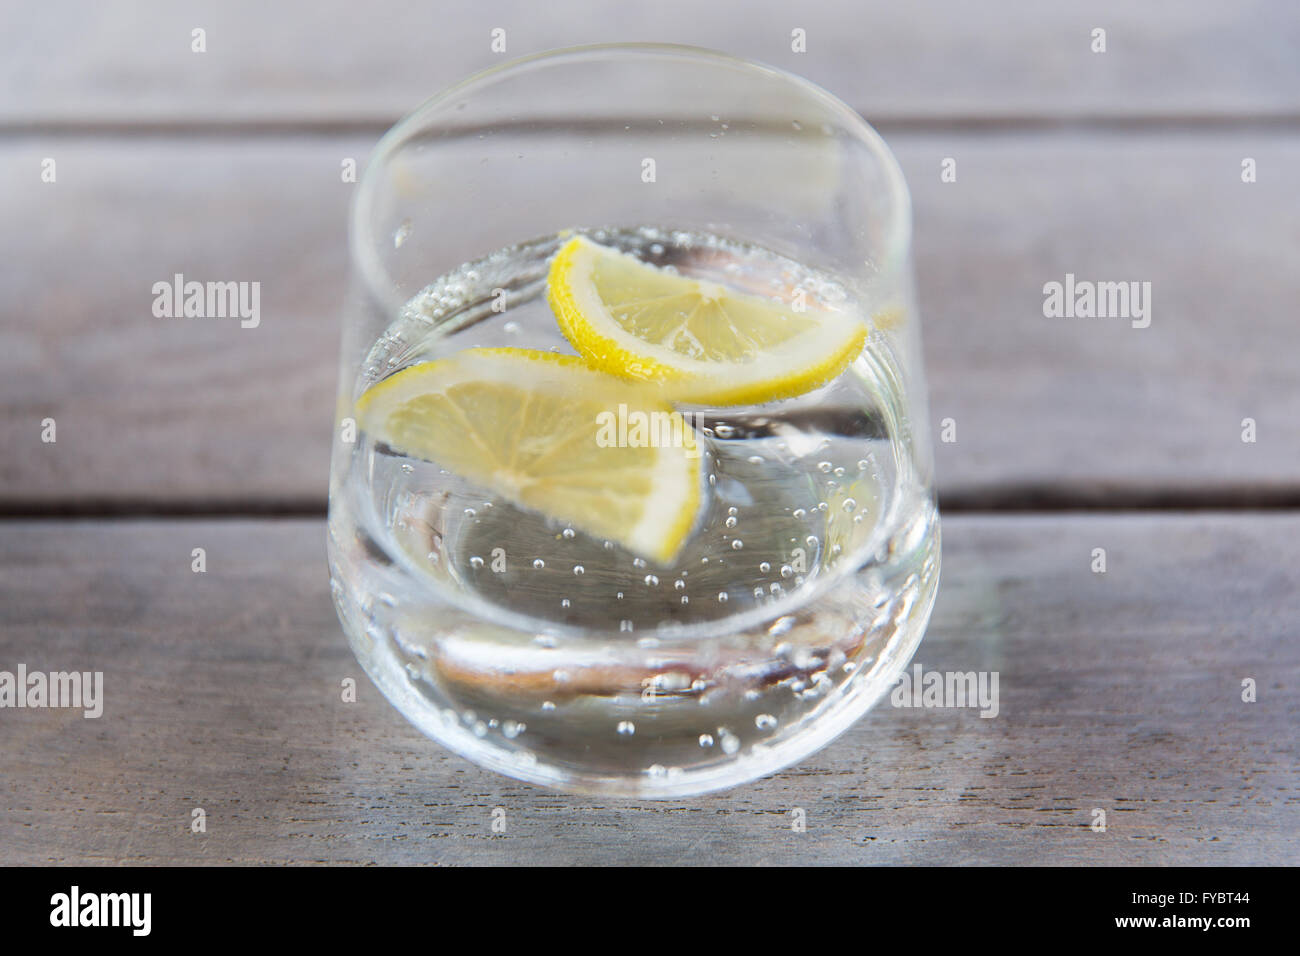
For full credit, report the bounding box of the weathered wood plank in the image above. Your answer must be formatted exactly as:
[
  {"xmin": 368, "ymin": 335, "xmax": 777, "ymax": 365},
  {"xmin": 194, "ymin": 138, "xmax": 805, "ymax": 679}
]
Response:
[
  {"xmin": 0, "ymin": 514, "xmax": 1295, "ymax": 864},
  {"xmin": 4, "ymin": 1, "xmax": 1299, "ymax": 127},
  {"xmin": 3, "ymin": 132, "xmax": 1296, "ymax": 504}
]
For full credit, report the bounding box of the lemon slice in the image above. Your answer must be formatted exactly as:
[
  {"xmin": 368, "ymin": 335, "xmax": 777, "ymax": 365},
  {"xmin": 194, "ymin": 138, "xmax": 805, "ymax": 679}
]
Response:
[
  {"xmin": 547, "ymin": 235, "xmax": 868, "ymax": 405},
  {"xmin": 354, "ymin": 347, "xmax": 703, "ymax": 565}
]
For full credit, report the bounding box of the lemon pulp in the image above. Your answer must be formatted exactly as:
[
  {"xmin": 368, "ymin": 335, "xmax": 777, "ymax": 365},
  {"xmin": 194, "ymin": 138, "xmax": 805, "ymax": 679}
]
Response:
[
  {"xmin": 354, "ymin": 347, "xmax": 703, "ymax": 565},
  {"xmin": 547, "ymin": 235, "xmax": 868, "ymax": 405}
]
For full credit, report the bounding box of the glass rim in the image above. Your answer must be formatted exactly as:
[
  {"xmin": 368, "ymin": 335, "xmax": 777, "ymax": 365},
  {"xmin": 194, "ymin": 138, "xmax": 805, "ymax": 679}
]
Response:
[{"xmin": 349, "ymin": 41, "xmax": 913, "ymax": 309}]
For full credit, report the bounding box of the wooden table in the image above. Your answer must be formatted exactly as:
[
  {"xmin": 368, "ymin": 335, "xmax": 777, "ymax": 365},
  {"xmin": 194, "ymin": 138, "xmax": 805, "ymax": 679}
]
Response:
[{"xmin": 2, "ymin": 1, "xmax": 1297, "ymax": 865}]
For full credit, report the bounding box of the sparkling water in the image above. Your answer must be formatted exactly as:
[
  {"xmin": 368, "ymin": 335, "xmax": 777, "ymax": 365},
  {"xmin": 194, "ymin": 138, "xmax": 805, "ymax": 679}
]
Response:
[{"xmin": 327, "ymin": 227, "xmax": 940, "ymax": 796}]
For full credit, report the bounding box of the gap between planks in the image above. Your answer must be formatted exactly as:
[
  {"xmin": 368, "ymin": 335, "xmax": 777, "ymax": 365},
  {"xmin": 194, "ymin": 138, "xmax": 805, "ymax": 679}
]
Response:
[
  {"xmin": 3, "ymin": 488, "xmax": 1300, "ymax": 521},
  {"xmin": 4, "ymin": 112, "xmax": 1300, "ymax": 140}
]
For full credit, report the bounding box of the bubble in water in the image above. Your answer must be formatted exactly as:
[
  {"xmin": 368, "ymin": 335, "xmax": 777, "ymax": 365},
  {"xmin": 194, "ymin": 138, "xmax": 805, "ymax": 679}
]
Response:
[
  {"xmin": 647, "ymin": 764, "xmax": 667, "ymax": 778},
  {"xmin": 562, "ymin": 527, "xmax": 576, "ymax": 539},
  {"xmin": 469, "ymin": 555, "xmax": 484, "ymax": 570},
  {"xmin": 533, "ymin": 559, "xmax": 545, "ymax": 570},
  {"xmin": 502, "ymin": 720, "xmax": 523, "ymax": 739},
  {"xmin": 759, "ymin": 562, "xmax": 771, "ymax": 573},
  {"xmin": 542, "ymin": 700, "xmax": 556, "ymax": 711},
  {"xmin": 714, "ymin": 424, "xmax": 735, "ymax": 439},
  {"xmin": 747, "ymin": 455, "xmax": 764, "ymax": 465},
  {"xmin": 503, "ymin": 320, "xmax": 520, "ymax": 334},
  {"xmin": 724, "ymin": 516, "xmax": 738, "ymax": 529},
  {"xmin": 792, "ymin": 508, "xmax": 806, "ymax": 519},
  {"xmin": 728, "ymin": 506, "xmax": 738, "ymax": 515},
  {"xmin": 399, "ymin": 463, "xmax": 414, "ymax": 474},
  {"xmin": 780, "ymin": 565, "xmax": 793, "ymax": 578},
  {"xmin": 617, "ymin": 721, "xmax": 636, "ymax": 737},
  {"xmin": 633, "ymin": 557, "xmax": 647, "ymax": 569},
  {"xmin": 717, "ymin": 591, "xmax": 729, "ymax": 603},
  {"xmin": 644, "ymin": 574, "xmax": 659, "ymax": 586},
  {"xmin": 817, "ymin": 461, "xmax": 832, "ymax": 473},
  {"xmin": 731, "ymin": 539, "xmax": 744, "ymax": 550},
  {"xmin": 843, "ymin": 498, "xmax": 857, "ymax": 512},
  {"xmin": 680, "ymin": 596, "xmax": 689, "ymax": 605},
  {"xmin": 573, "ymin": 565, "xmax": 585, "ymax": 575},
  {"xmin": 834, "ymin": 467, "xmax": 846, "ymax": 477},
  {"xmin": 806, "ymin": 535, "xmax": 819, "ymax": 548},
  {"xmin": 560, "ymin": 598, "xmax": 571, "ymax": 608},
  {"xmin": 718, "ymin": 729, "xmax": 741, "ymax": 755},
  {"xmin": 857, "ymin": 459, "xmax": 871, "ymax": 471},
  {"xmin": 464, "ymin": 508, "xmax": 476, "ymax": 517},
  {"xmin": 755, "ymin": 714, "xmax": 778, "ymax": 731},
  {"xmin": 699, "ymin": 733, "xmax": 715, "ymax": 748},
  {"xmin": 674, "ymin": 578, "xmax": 686, "ymax": 590},
  {"xmin": 393, "ymin": 219, "xmax": 412, "ymax": 247}
]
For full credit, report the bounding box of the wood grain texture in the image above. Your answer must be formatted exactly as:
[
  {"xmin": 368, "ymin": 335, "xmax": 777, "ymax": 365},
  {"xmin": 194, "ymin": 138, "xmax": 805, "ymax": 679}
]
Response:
[
  {"xmin": 0, "ymin": 514, "xmax": 1295, "ymax": 865},
  {"xmin": 4, "ymin": 1, "xmax": 1299, "ymax": 127},
  {"xmin": 3, "ymin": 132, "xmax": 1297, "ymax": 506}
]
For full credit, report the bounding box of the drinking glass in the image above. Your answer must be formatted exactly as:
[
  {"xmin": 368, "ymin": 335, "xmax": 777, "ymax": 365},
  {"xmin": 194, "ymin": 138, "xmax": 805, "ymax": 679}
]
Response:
[{"xmin": 328, "ymin": 43, "xmax": 939, "ymax": 797}]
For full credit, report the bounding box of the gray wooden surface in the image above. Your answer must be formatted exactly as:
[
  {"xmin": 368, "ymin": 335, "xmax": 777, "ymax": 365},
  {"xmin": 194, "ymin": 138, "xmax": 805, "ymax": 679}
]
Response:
[
  {"xmin": 1, "ymin": 1, "xmax": 1297, "ymax": 865},
  {"xmin": 5, "ymin": 1, "xmax": 1298, "ymax": 126},
  {"xmin": 1, "ymin": 515, "xmax": 1296, "ymax": 865},
  {"xmin": 4, "ymin": 133, "xmax": 1298, "ymax": 506}
]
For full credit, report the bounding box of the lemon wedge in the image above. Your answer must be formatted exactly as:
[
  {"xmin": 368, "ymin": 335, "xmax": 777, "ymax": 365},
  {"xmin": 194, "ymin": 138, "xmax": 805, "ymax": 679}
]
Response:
[
  {"xmin": 547, "ymin": 235, "xmax": 868, "ymax": 405},
  {"xmin": 354, "ymin": 347, "xmax": 703, "ymax": 565}
]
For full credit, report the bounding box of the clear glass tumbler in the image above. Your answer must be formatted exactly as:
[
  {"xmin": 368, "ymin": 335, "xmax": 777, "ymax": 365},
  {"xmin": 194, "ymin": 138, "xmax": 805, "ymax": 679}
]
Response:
[{"xmin": 328, "ymin": 44, "xmax": 939, "ymax": 797}]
